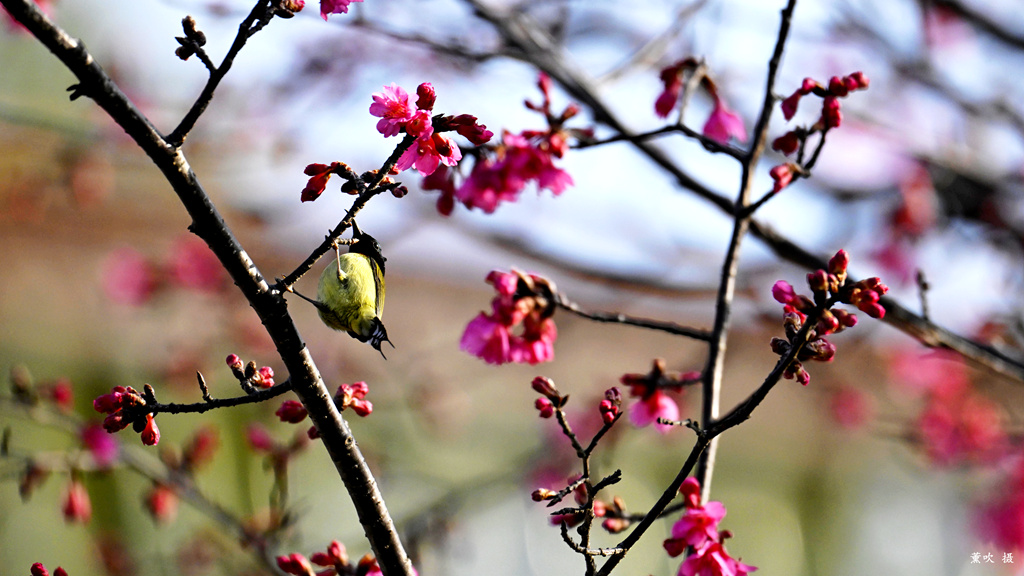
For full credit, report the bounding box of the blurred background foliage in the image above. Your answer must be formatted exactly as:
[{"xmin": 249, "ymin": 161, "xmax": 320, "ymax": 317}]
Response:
[{"xmin": 3, "ymin": 1, "xmax": 1024, "ymax": 575}]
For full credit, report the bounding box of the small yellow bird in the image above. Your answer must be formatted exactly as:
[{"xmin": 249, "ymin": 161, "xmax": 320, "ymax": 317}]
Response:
[{"xmin": 292, "ymin": 222, "xmax": 393, "ymax": 358}]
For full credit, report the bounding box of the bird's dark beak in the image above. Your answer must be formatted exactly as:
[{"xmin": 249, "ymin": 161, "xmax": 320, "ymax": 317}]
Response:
[{"xmin": 351, "ymin": 220, "xmax": 362, "ymax": 239}]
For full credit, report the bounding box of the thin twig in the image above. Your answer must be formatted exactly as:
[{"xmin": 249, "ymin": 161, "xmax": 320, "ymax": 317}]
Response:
[
  {"xmin": 573, "ymin": 123, "xmax": 745, "ymax": 160},
  {"xmin": 696, "ymin": 0, "xmax": 798, "ymax": 504},
  {"xmin": 917, "ymin": 269, "xmax": 931, "ymax": 322},
  {"xmin": 554, "ymin": 293, "xmax": 712, "ymax": 341},
  {"xmin": 146, "ymin": 380, "xmax": 293, "ymax": 416},
  {"xmin": 278, "ymin": 134, "xmax": 417, "ymax": 290},
  {"xmin": 167, "ymin": 1, "xmax": 274, "ymax": 146}
]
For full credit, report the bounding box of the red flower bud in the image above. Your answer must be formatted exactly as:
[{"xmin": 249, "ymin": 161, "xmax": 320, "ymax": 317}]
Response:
[
  {"xmin": 780, "ymin": 91, "xmax": 802, "ymax": 120},
  {"xmin": 807, "ymin": 269, "xmax": 829, "ymax": 293},
  {"xmin": 535, "ymin": 397, "xmax": 555, "ymax": 418},
  {"xmin": 822, "ymin": 96, "xmax": 842, "ymax": 129},
  {"xmin": 827, "ymin": 75, "xmax": 849, "ymax": 97},
  {"xmin": 415, "ymin": 82, "xmax": 436, "ymax": 111},
  {"xmin": 140, "ymin": 413, "xmax": 160, "ymax": 446},
  {"xmin": 102, "ymin": 412, "xmax": 130, "ymax": 433},
  {"xmin": 847, "ymin": 71, "xmax": 869, "ymax": 90},
  {"xmin": 531, "ymin": 376, "xmax": 559, "ymax": 399},
  {"xmin": 62, "ymin": 480, "xmax": 92, "ymax": 524},
  {"xmin": 275, "ymin": 400, "xmax": 308, "ymax": 424},
  {"xmin": 771, "ymin": 131, "xmax": 800, "ymax": 156},
  {"xmin": 828, "ymin": 249, "xmax": 849, "ymax": 279},
  {"xmin": 770, "ymin": 163, "xmax": 795, "ymax": 193},
  {"xmin": 145, "ymin": 484, "xmax": 179, "ymax": 523}
]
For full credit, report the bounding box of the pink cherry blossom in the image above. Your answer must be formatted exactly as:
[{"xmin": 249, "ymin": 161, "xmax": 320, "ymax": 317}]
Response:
[
  {"xmin": 460, "ymin": 312, "xmax": 513, "ymax": 364},
  {"xmin": 102, "ymin": 247, "xmax": 158, "ymax": 306},
  {"xmin": 670, "ymin": 501, "xmax": 727, "ymax": 548},
  {"xmin": 655, "ymin": 61, "xmax": 685, "ymax": 118},
  {"xmin": 821, "ymin": 96, "xmax": 842, "ymax": 129},
  {"xmin": 168, "ymin": 235, "xmax": 225, "ymax": 293},
  {"xmin": 319, "ymin": 0, "xmax": 362, "ymax": 20},
  {"xmin": 369, "ymin": 83, "xmax": 415, "ymax": 137},
  {"xmin": 917, "ymin": 385, "xmax": 1006, "ymax": 467},
  {"xmin": 780, "ymin": 90, "xmax": 803, "ymax": 120},
  {"xmin": 81, "ymin": 423, "xmax": 119, "ymax": 468},
  {"xmin": 629, "ymin": 389, "xmax": 680, "ymax": 433},
  {"xmin": 702, "ymin": 98, "xmax": 748, "ymax": 144},
  {"xmin": 510, "ymin": 317, "xmax": 556, "ymax": 365},
  {"xmin": 276, "ymin": 400, "xmax": 309, "ymax": 424},
  {"xmin": 395, "ymin": 132, "xmax": 462, "ymax": 176},
  {"xmin": 421, "ymin": 164, "xmax": 457, "ymax": 216},
  {"xmin": 455, "ymin": 157, "xmax": 522, "ymax": 214},
  {"xmin": 678, "ymin": 541, "xmax": 757, "ymax": 576}
]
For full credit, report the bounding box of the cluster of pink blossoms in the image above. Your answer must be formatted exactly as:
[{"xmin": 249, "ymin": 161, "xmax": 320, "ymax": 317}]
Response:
[
  {"xmin": 663, "ymin": 478, "xmax": 757, "ymax": 576},
  {"xmin": 302, "ymin": 82, "xmax": 493, "ymax": 203},
  {"xmin": 369, "ymin": 82, "xmax": 492, "ymax": 176},
  {"xmin": 460, "ymin": 270, "xmax": 558, "ymax": 365},
  {"xmin": 655, "ymin": 58, "xmax": 748, "ymax": 145},
  {"xmin": 421, "ymin": 73, "xmax": 576, "ymax": 215},
  {"xmin": 770, "ymin": 250, "xmax": 885, "ymax": 385},
  {"xmin": 768, "ymin": 72, "xmax": 869, "ymax": 193},
  {"xmin": 620, "ymin": 359, "xmax": 701, "ymax": 433},
  {"xmin": 889, "ymin": 351, "xmax": 1007, "ymax": 467}
]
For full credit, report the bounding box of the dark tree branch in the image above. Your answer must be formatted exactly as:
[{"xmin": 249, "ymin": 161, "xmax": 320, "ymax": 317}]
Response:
[
  {"xmin": 0, "ymin": 2, "xmax": 412, "ymax": 574},
  {"xmin": 932, "ymin": 0, "xmax": 1024, "ymax": 52}
]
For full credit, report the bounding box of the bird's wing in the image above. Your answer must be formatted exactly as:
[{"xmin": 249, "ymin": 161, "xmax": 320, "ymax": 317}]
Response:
[{"xmin": 370, "ymin": 259, "xmax": 385, "ymax": 318}]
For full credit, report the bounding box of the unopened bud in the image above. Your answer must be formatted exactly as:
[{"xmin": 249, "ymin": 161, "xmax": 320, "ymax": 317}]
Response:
[
  {"xmin": 807, "ymin": 269, "xmax": 829, "ymax": 294},
  {"xmin": 802, "ymin": 338, "xmax": 836, "ymax": 362},
  {"xmin": 827, "ymin": 75, "xmax": 848, "ymax": 97},
  {"xmin": 769, "ymin": 337, "xmax": 790, "ymax": 355},
  {"xmin": 535, "ymin": 397, "xmax": 555, "ymax": 418},
  {"xmin": 532, "ymin": 488, "xmax": 557, "ymax": 501},
  {"xmin": 822, "ymin": 96, "xmax": 842, "ymax": 129},
  {"xmin": 602, "ymin": 517, "xmax": 631, "ymax": 533},
  {"xmin": 531, "ymin": 376, "xmax": 559, "ymax": 399},
  {"xmin": 847, "ymin": 71, "xmax": 869, "ymax": 90},
  {"xmin": 415, "ymin": 82, "xmax": 436, "ymax": 111},
  {"xmin": 828, "ymin": 249, "xmax": 849, "ymax": 281}
]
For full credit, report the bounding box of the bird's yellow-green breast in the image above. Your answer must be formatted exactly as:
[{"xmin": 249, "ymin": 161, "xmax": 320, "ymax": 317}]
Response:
[{"xmin": 316, "ymin": 251, "xmax": 385, "ymax": 339}]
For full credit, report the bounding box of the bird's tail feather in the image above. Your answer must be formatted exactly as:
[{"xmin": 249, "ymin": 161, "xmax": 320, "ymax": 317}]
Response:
[{"xmin": 368, "ymin": 318, "xmax": 394, "ymax": 359}]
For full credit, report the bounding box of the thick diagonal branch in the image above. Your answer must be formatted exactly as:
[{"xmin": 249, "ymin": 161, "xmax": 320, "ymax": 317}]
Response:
[{"xmin": 0, "ymin": 2, "xmax": 412, "ymax": 574}]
